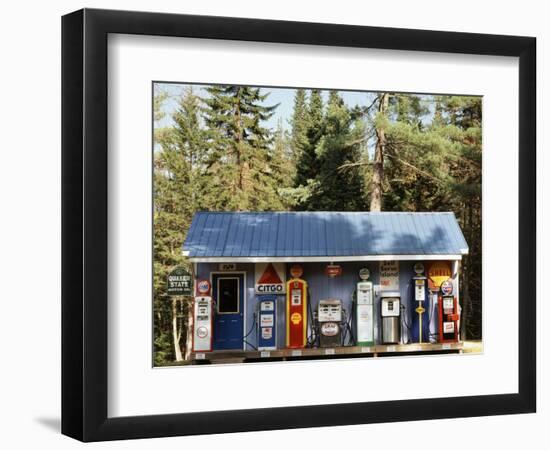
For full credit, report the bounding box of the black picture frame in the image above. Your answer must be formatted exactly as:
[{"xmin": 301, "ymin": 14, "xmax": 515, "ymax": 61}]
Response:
[{"xmin": 62, "ymin": 8, "xmax": 536, "ymax": 442}]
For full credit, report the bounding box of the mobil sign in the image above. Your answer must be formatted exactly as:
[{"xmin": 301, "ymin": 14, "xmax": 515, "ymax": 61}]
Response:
[{"xmin": 255, "ymin": 263, "xmax": 286, "ymax": 294}]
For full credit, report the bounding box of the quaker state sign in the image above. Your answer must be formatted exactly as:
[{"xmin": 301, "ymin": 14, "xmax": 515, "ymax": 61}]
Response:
[
  {"xmin": 166, "ymin": 267, "xmax": 193, "ymax": 296},
  {"xmin": 255, "ymin": 263, "xmax": 286, "ymax": 294}
]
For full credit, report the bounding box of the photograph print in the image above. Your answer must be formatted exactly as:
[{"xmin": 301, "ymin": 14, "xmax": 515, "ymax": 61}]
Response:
[{"xmin": 152, "ymin": 82, "xmax": 482, "ymax": 367}]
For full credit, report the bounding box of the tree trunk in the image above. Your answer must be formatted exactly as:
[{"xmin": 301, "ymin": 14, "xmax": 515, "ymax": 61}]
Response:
[
  {"xmin": 460, "ymin": 203, "xmax": 473, "ymax": 340},
  {"xmin": 370, "ymin": 93, "xmax": 389, "ymax": 212},
  {"xmin": 172, "ymin": 297, "xmax": 183, "ymax": 361},
  {"xmin": 185, "ymin": 298, "xmax": 194, "ymax": 360},
  {"xmin": 460, "ymin": 256, "xmax": 470, "ymax": 340}
]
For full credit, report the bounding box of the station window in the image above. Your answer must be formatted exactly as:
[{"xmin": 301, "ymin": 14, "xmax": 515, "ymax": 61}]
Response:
[{"xmin": 217, "ymin": 277, "xmax": 239, "ymax": 314}]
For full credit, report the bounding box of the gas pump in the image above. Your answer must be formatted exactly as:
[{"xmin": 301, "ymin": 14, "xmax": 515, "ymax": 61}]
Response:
[
  {"xmin": 438, "ymin": 279, "xmax": 459, "ymax": 343},
  {"xmin": 317, "ymin": 299, "xmax": 343, "ymax": 347},
  {"xmin": 192, "ymin": 296, "xmax": 213, "ymax": 352},
  {"xmin": 258, "ymin": 295, "xmax": 277, "ymax": 350},
  {"xmin": 356, "ymin": 278, "xmax": 374, "ymax": 346},
  {"xmin": 380, "ymin": 292, "xmax": 401, "ymax": 344},
  {"xmin": 286, "ymin": 276, "xmax": 308, "ymax": 349},
  {"xmin": 411, "ymin": 263, "xmax": 429, "ymax": 343}
]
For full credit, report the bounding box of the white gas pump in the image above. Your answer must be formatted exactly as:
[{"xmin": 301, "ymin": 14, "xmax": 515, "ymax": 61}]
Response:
[
  {"xmin": 317, "ymin": 299, "xmax": 343, "ymax": 347},
  {"xmin": 193, "ymin": 296, "xmax": 213, "ymax": 352},
  {"xmin": 356, "ymin": 281, "xmax": 374, "ymax": 346},
  {"xmin": 380, "ymin": 292, "xmax": 401, "ymax": 344}
]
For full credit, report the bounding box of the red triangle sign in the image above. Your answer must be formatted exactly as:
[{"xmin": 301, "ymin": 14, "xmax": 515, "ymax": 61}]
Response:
[{"xmin": 258, "ymin": 263, "xmax": 283, "ymax": 284}]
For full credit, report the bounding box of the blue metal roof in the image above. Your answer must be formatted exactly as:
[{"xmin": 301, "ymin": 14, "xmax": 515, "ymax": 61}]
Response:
[{"xmin": 183, "ymin": 212, "xmax": 468, "ymax": 259}]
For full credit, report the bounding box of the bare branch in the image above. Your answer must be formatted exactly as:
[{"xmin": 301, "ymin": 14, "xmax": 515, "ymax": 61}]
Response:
[
  {"xmin": 364, "ymin": 96, "xmax": 379, "ymax": 113},
  {"xmin": 337, "ymin": 160, "xmax": 372, "ymax": 173},
  {"xmin": 384, "ymin": 153, "xmax": 446, "ymax": 185}
]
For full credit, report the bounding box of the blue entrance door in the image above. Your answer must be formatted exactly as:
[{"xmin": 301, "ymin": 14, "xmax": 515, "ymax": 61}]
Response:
[{"xmin": 212, "ymin": 273, "xmax": 245, "ymax": 350}]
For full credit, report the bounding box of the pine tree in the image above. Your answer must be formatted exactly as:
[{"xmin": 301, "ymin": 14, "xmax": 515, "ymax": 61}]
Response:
[
  {"xmin": 307, "ymin": 91, "xmax": 366, "ymax": 210},
  {"xmin": 334, "ymin": 92, "xmax": 482, "ymax": 340},
  {"xmin": 153, "ymin": 85, "xmax": 168, "ymax": 122},
  {"xmin": 382, "ymin": 93, "xmax": 444, "ymax": 212},
  {"xmin": 381, "ymin": 94, "xmax": 482, "ymax": 339},
  {"xmin": 202, "ymin": 85, "xmax": 281, "ymax": 210},
  {"xmin": 295, "ymin": 89, "xmax": 323, "ymax": 188},
  {"xmin": 269, "ymin": 118, "xmax": 294, "ymax": 208},
  {"xmin": 153, "ymin": 87, "xmax": 208, "ymax": 363},
  {"xmin": 438, "ymin": 96, "xmax": 482, "ymax": 340},
  {"xmin": 290, "ymin": 89, "xmax": 309, "ymax": 171}
]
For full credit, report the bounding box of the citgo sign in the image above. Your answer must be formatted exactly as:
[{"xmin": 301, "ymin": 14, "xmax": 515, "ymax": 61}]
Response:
[{"xmin": 255, "ymin": 263, "xmax": 286, "ymax": 294}]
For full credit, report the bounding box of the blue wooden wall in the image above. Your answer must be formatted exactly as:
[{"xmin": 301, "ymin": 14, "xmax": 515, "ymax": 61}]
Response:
[{"xmin": 196, "ymin": 260, "xmax": 454, "ymax": 349}]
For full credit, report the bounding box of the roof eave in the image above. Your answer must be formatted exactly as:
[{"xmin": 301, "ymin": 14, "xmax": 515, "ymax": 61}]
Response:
[{"xmin": 186, "ymin": 254, "xmax": 464, "ymax": 263}]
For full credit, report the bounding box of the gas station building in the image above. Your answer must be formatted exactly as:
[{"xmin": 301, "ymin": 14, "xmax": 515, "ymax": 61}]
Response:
[{"xmin": 183, "ymin": 211, "xmax": 469, "ymax": 361}]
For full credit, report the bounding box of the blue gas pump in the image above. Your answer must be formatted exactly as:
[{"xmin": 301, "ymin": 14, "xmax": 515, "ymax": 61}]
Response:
[
  {"xmin": 258, "ymin": 295, "xmax": 277, "ymax": 350},
  {"xmin": 410, "ymin": 263, "xmax": 429, "ymax": 343}
]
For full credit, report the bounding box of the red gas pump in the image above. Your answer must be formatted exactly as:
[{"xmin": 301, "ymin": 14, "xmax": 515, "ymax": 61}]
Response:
[
  {"xmin": 438, "ymin": 279, "xmax": 459, "ymax": 343},
  {"xmin": 286, "ymin": 274, "xmax": 308, "ymax": 349}
]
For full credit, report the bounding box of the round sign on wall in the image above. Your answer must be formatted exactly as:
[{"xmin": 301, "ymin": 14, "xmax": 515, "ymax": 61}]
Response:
[
  {"xmin": 413, "ymin": 262, "xmax": 425, "ymax": 275},
  {"xmin": 359, "ymin": 267, "xmax": 370, "ymax": 280},
  {"xmin": 196, "ymin": 279, "xmax": 211, "ymax": 295},
  {"xmin": 325, "ymin": 265, "xmax": 342, "ymax": 277},
  {"xmin": 440, "ymin": 279, "xmax": 453, "ymax": 295},
  {"xmin": 290, "ymin": 264, "xmax": 303, "ymax": 278}
]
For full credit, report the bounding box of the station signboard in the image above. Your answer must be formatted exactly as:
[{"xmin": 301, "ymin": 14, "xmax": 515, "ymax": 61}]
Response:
[
  {"xmin": 166, "ymin": 267, "xmax": 193, "ymax": 296},
  {"xmin": 428, "ymin": 261, "xmax": 452, "ymax": 289},
  {"xmin": 255, "ymin": 263, "xmax": 287, "ymax": 294},
  {"xmin": 380, "ymin": 261, "xmax": 399, "ymax": 291},
  {"xmin": 325, "ymin": 264, "xmax": 342, "ymax": 277}
]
